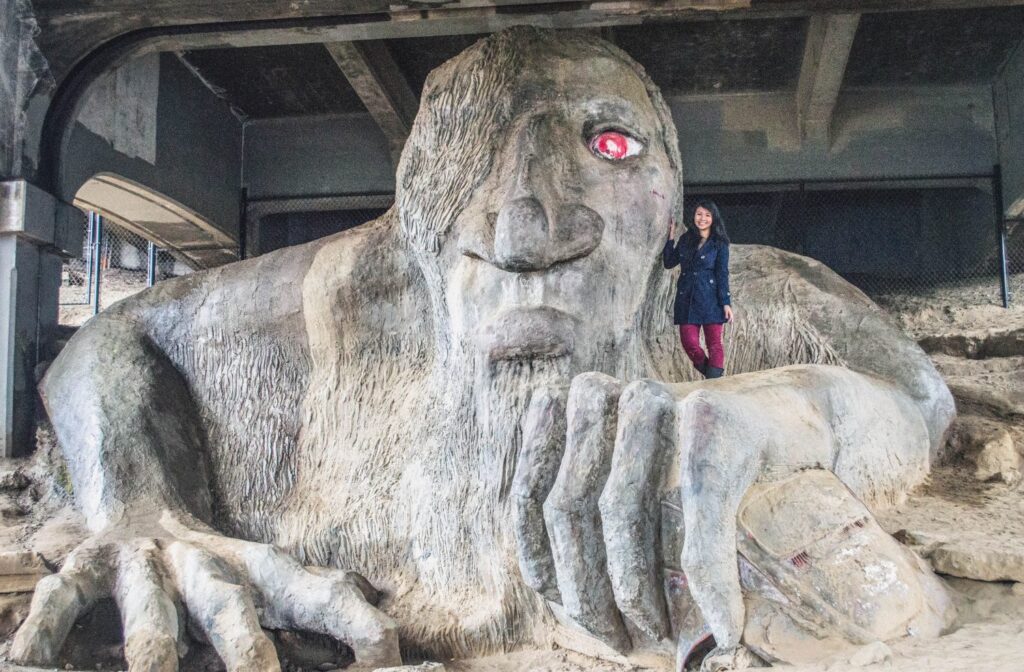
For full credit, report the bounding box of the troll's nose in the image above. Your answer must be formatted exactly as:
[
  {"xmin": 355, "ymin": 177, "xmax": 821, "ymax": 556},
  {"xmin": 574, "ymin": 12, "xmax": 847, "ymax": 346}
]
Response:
[{"xmin": 492, "ymin": 197, "xmax": 604, "ymax": 272}]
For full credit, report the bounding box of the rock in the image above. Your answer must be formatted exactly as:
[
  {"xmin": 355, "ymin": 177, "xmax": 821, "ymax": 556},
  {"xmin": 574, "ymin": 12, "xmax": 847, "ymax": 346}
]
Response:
[
  {"xmin": 0, "ymin": 550, "xmax": 48, "ymax": 575},
  {"xmin": 0, "ymin": 551, "xmax": 51, "ymax": 594},
  {"xmin": 942, "ymin": 577, "xmax": 1024, "ymax": 622},
  {"xmin": 929, "ymin": 544, "xmax": 1024, "ymax": 583},
  {"xmin": 373, "ymin": 664, "xmax": 446, "ymax": 671},
  {"xmin": 1013, "ymin": 582, "xmax": 1024, "ymax": 597},
  {"xmin": 698, "ymin": 646, "xmax": 764, "ymax": 671},
  {"xmin": 0, "ymin": 593, "xmax": 32, "ymax": 638},
  {"xmin": 918, "ymin": 326, "xmax": 1024, "ymax": 359},
  {"xmin": 947, "ymin": 416, "xmax": 1021, "ymax": 485},
  {"xmin": 848, "ymin": 641, "xmax": 892, "ymax": 667},
  {"xmin": 274, "ymin": 630, "xmax": 353, "ymax": 670},
  {"xmin": 892, "ymin": 528, "xmax": 944, "ymax": 550},
  {"xmin": 0, "ymin": 463, "xmax": 29, "ymax": 491},
  {"xmin": 973, "ymin": 430, "xmax": 1020, "ymax": 484},
  {"xmin": 948, "ymin": 381, "xmax": 1024, "ymax": 419},
  {"xmin": 0, "ymin": 573, "xmax": 48, "ymax": 593},
  {"xmin": 931, "ymin": 355, "xmax": 1024, "ymax": 421},
  {"xmin": 0, "ymin": 492, "xmax": 28, "ymax": 518}
]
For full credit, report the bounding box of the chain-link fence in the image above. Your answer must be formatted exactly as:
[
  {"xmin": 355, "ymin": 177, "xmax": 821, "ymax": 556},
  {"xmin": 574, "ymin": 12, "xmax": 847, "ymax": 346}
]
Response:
[
  {"xmin": 58, "ymin": 214, "xmax": 193, "ymax": 326},
  {"xmin": 689, "ymin": 176, "xmax": 1021, "ymax": 309}
]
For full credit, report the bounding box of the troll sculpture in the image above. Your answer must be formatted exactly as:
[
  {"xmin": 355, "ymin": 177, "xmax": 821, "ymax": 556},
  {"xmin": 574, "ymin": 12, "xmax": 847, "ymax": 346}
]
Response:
[{"xmin": 12, "ymin": 28, "xmax": 955, "ymax": 672}]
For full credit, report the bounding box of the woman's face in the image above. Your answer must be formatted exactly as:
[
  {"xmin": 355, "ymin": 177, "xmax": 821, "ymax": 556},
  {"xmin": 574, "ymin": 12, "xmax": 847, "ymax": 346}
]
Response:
[{"xmin": 694, "ymin": 206, "xmax": 713, "ymax": 234}]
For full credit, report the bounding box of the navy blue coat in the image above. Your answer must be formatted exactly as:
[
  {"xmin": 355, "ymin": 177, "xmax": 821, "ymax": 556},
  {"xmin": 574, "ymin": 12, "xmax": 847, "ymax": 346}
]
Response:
[{"xmin": 663, "ymin": 234, "xmax": 731, "ymax": 325}]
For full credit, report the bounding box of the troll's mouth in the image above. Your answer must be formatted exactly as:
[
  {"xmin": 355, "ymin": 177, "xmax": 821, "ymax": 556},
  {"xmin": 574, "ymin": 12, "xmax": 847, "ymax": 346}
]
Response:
[{"xmin": 475, "ymin": 306, "xmax": 576, "ymax": 361}]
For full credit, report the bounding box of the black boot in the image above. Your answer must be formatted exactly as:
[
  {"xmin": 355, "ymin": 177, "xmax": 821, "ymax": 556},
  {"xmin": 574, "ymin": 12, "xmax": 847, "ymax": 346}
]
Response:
[
  {"xmin": 695, "ymin": 360, "xmax": 708, "ymax": 378},
  {"xmin": 705, "ymin": 366, "xmax": 725, "ymax": 379}
]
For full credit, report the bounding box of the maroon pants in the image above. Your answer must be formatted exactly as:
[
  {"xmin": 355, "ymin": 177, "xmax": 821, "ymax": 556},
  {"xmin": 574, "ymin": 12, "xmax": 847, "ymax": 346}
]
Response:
[{"xmin": 679, "ymin": 323, "xmax": 725, "ymax": 370}]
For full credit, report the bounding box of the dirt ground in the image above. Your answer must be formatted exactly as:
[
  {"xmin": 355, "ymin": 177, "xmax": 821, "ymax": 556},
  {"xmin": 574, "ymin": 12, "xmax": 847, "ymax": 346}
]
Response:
[{"xmin": 4, "ymin": 274, "xmax": 1024, "ymax": 672}]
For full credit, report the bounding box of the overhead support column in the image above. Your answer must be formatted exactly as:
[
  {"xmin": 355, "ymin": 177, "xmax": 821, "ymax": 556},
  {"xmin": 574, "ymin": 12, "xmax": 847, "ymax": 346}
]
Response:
[
  {"xmin": 796, "ymin": 13, "xmax": 860, "ymax": 146},
  {"xmin": 324, "ymin": 40, "xmax": 419, "ymax": 167},
  {"xmin": 0, "ymin": 181, "xmax": 83, "ymax": 457}
]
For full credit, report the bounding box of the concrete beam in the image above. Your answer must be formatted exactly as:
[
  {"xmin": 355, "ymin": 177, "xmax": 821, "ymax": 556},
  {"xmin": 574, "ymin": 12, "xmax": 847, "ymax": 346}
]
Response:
[
  {"xmin": 139, "ymin": 1, "xmax": 753, "ymax": 52},
  {"xmin": 72, "ymin": 174, "xmax": 237, "ymax": 270},
  {"xmin": 0, "ymin": 180, "xmax": 83, "ymax": 257},
  {"xmin": 796, "ymin": 13, "xmax": 860, "ymax": 145},
  {"xmin": 129, "ymin": 0, "xmax": 1024, "ymax": 53},
  {"xmin": 323, "ymin": 41, "xmax": 419, "ymax": 165}
]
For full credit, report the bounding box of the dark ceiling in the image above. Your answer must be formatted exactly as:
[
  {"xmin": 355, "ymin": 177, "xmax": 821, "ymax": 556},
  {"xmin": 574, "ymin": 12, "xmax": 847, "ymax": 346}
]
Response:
[
  {"xmin": 614, "ymin": 18, "xmax": 808, "ymax": 94},
  {"xmin": 844, "ymin": 6, "xmax": 1024, "ymax": 86},
  {"xmin": 181, "ymin": 44, "xmax": 367, "ymax": 119},
  {"xmin": 179, "ymin": 6, "xmax": 1024, "ymax": 121}
]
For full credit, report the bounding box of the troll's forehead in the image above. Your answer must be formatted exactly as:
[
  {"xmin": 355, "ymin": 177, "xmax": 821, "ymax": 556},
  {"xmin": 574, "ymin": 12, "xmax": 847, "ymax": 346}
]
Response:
[{"xmin": 396, "ymin": 27, "xmax": 681, "ymax": 252}]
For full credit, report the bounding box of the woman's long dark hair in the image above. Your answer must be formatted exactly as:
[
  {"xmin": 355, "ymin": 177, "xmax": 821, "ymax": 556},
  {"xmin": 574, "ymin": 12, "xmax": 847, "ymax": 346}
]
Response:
[{"xmin": 682, "ymin": 198, "xmax": 730, "ymax": 246}]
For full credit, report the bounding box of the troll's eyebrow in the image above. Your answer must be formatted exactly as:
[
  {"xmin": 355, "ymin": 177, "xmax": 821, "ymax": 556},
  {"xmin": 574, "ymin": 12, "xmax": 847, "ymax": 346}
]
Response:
[{"xmin": 580, "ymin": 97, "xmax": 652, "ymax": 134}]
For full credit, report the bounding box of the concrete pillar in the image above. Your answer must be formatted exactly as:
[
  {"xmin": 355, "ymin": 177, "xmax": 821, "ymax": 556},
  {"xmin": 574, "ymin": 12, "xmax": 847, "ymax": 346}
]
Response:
[{"xmin": 0, "ymin": 180, "xmax": 82, "ymax": 457}]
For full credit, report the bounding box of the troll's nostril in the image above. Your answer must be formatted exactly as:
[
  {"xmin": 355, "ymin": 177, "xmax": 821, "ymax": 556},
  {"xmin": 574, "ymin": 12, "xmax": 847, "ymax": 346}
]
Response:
[
  {"xmin": 554, "ymin": 204, "xmax": 603, "ymax": 243},
  {"xmin": 551, "ymin": 203, "xmax": 604, "ymax": 261}
]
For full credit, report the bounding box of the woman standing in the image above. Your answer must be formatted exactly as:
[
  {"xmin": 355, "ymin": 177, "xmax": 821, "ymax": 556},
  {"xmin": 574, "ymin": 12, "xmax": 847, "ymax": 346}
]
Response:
[{"xmin": 663, "ymin": 199, "xmax": 733, "ymax": 378}]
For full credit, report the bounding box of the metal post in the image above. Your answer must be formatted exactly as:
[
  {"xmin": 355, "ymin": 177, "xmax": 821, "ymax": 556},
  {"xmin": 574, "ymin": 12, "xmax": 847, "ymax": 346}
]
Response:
[
  {"xmin": 92, "ymin": 215, "xmax": 103, "ymax": 316},
  {"xmin": 797, "ymin": 181, "xmax": 807, "ymax": 255},
  {"xmin": 147, "ymin": 241, "xmax": 157, "ymax": 287},
  {"xmin": 993, "ymin": 165, "xmax": 1011, "ymax": 308},
  {"xmin": 239, "ymin": 186, "xmax": 248, "ymax": 261},
  {"xmin": 85, "ymin": 212, "xmax": 95, "ymax": 303}
]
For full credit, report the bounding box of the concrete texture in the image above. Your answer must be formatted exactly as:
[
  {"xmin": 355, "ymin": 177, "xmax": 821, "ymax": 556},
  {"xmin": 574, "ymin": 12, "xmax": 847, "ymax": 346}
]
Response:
[
  {"xmin": 243, "ymin": 113, "xmax": 395, "ymax": 199},
  {"xmin": 614, "ymin": 17, "xmax": 807, "ymax": 94},
  {"xmin": 181, "ymin": 44, "xmax": 368, "ymax": 120},
  {"xmin": 60, "ymin": 53, "xmax": 243, "ymax": 244},
  {"xmin": 673, "ymin": 85, "xmax": 996, "ymax": 183},
  {"xmin": 845, "ymin": 6, "xmax": 1024, "ymax": 87},
  {"xmin": 0, "ymin": 0, "xmax": 52, "ymax": 180},
  {"xmin": 15, "ymin": 28, "xmax": 956, "ymax": 671},
  {"xmin": 72, "ymin": 174, "xmax": 238, "ymax": 269},
  {"xmin": 0, "ymin": 0, "xmax": 22, "ymax": 178},
  {"xmin": 77, "ymin": 53, "xmax": 159, "ymax": 165}
]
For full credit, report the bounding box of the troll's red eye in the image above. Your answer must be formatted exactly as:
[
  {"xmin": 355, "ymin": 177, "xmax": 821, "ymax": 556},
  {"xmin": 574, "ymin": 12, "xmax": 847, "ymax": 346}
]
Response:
[{"xmin": 590, "ymin": 131, "xmax": 643, "ymax": 160}]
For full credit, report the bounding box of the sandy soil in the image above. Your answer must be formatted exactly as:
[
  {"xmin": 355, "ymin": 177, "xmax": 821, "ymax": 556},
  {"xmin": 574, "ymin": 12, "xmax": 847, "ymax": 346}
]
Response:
[
  {"xmin": 445, "ymin": 649, "xmax": 631, "ymax": 671},
  {"xmin": 878, "ymin": 468, "xmax": 1024, "ymax": 580},
  {"xmin": 872, "ymin": 273, "xmax": 1024, "ymax": 343}
]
